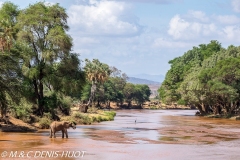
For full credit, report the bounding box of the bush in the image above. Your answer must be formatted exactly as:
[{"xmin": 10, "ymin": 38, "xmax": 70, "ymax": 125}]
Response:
[
  {"xmin": 72, "ymin": 112, "xmax": 84, "ymax": 119},
  {"xmin": 91, "ymin": 116, "xmax": 98, "ymax": 122},
  {"xmin": 177, "ymin": 99, "xmax": 186, "ymax": 105},
  {"xmin": 44, "ymin": 91, "xmax": 72, "ymax": 116},
  {"xmin": 39, "ymin": 117, "xmax": 51, "ymax": 129},
  {"xmin": 71, "ymin": 112, "xmax": 92, "ymax": 124},
  {"xmin": 103, "ymin": 111, "xmax": 116, "ymax": 120},
  {"xmin": 10, "ymin": 98, "xmax": 32, "ymax": 123},
  {"xmin": 82, "ymin": 115, "xmax": 92, "ymax": 125},
  {"xmin": 97, "ymin": 115, "xmax": 102, "ymax": 122},
  {"xmin": 57, "ymin": 95, "xmax": 72, "ymax": 115}
]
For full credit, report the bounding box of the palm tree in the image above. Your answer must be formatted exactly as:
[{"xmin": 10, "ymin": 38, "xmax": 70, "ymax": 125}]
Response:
[
  {"xmin": 0, "ymin": 19, "xmax": 14, "ymax": 52},
  {"xmin": 84, "ymin": 59, "xmax": 111, "ymax": 106}
]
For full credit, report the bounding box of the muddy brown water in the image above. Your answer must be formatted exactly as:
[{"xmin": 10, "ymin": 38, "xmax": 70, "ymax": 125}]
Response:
[{"xmin": 1, "ymin": 110, "xmax": 240, "ymax": 160}]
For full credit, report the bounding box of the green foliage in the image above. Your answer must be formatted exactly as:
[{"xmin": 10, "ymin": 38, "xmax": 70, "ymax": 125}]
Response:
[
  {"xmin": 134, "ymin": 84, "xmax": 151, "ymax": 106},
  {"xmin": 38, "ymin": 112, "xmax": 52, "ymax": 129},
  {"xmin": 0, "ymin": 1, "xmax": 152, "ymax": 119},
  {"xmin": 67, "ymin": 110, "xmax": 116, "ymax": 124},
  {"xmin": 43, "ymin": 92, "xmax": 72, "ymax": 115},
  {"xmin": 81, "ymin": 83, "xmax": 91, "ymax": 102},
  {"xmin": 72, "ymin": 112, "xmax": 92, "ymax": 124},
  {"xmin": 122, "ymin": 83, "xmax": 151, "ymax": 107},
  {"xmin": 38, "ymin": 117, "xmax": 51, "ymax": 129},
  {"xmin": 49, "ymin": 53, "xmax": 86, "ymax": 98},
  {"xmin": 16, "ymin": 2, "xmax": 74, "ymax": 115},
  {"xmin": 10, "ymin": 98, "xmax": 32, "ymax": 123},
  {"xmin": 177, "ymin": 99, "xmax": 186, "ymax": 105},
  {"xmin": 160, "ymin": 40, "xmax": 240, "ymax": 116},
  {"xmin": 84, "ymin": 59, "xmax": 111, "ymax": 106},
  {"xmin": 0, "ymin": 2, "xmax": 21, "ymax": 117},
  {"xmin": 103, "ymin": 111, "xmax": 116, "ymax": 120}
]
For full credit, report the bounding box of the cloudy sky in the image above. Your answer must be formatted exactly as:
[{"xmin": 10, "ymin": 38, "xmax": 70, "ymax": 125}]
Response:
[{"xmin": 1, "ymin": 0, "xmax": 240, "ymax": 77}]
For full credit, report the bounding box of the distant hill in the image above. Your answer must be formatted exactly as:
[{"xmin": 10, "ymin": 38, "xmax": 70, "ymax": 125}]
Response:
[
  {"xmin": 129, "ymin": 74, "xmax": 165, "ymax": 83},
  {"xmin": 127, "ymin": 77, "xmax": 161, "ymax": 85}
]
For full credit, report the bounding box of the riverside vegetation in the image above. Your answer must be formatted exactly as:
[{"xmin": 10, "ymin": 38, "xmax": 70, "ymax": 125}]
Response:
[
  {"xmin": 159, "ymin": 40, "xmax": 240, "ymax": 119},
  {"xmin": 0, "ymin": 2, "xmax": 151, "ymax": 131}
]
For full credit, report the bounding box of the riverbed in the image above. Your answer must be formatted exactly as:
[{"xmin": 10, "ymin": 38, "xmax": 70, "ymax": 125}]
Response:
[{"xmin": 1, "ymin": 110, "xmax": 240, "ymax": 160}]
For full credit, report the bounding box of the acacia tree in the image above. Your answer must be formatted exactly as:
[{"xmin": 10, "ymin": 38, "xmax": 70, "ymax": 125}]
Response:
[{"xmin": 16, "ymin": 2, "xmax": 73, "ymax": 116}]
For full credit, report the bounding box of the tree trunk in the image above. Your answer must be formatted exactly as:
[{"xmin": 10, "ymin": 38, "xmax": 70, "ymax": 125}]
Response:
[
  {"xmin": 87, "ymin": 81, "xmax": 96, "ymax": 106},
  {"xmin": 196, "ymin": 104, "xmax": 206, "ymax": 115},
  {"xmin": 108, "ymin": 101, "xmax": 111, "ymax": 110},
  {"xmin": 39, "ymin": 68, "xmax": 44, "ymax": 116},
  {"xmin": 128, "ymin": 101, "xmax": 131, "ymax": 108},
  {"xmin": 33, "ymin": 79, "xmax": 43, "ymax": 116},
  {"xmin": 0, "ymin": 102, "xmax": 7, "ymax": 118}
]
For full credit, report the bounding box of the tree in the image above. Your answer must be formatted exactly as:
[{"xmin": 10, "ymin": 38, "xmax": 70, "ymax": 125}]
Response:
[
  {"xmin": 47, "ymin": 53, "xmax": 85, "ymax": 98},
  {"xmin": 123, "ymin": 83, "xmax": 136, "ymax": 108},
  {"xmin": 0, "ymin": 2, "xmax": 20, "ymax": 117},
  {"xmin": 159, "ymin": 40, "xmax": 222, "ymax": 104},
  {"xmin": 161, "ymin": 40, "xmax": 240, "ymax": 116},
  {"xmin": 134, "ymin": 84, "xmax": 151, "ymax": 107},
  {"xmin": 0, "ymin": 2, "xmax": 19, "ymax": 52},
  {"xmin": 16, "ymin": 2, "xmax": 73, "ymax": 116},
  {"xmin": 84, "ymin": 59, "xmax": 111, "ymax": 106},
  {"xmin": 103, "ymin": 67, "xmax": 127, "ymax": 107}
]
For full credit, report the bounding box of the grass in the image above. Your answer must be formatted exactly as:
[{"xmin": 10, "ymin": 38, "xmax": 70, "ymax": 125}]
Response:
[{"xmin": 61, "ymin": 110, "xmax": 116, "ymax": 125}]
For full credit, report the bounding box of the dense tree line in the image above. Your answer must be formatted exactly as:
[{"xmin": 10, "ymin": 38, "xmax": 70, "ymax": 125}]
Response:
[
  {"xmin": 82, "ymin": 63, "xmax": 151, "ymax": 109},
  {"xmin": 159, "ymin": 40, "xmax": 240, "ymax": 116},
  {"xmin": 0, "ymin": 2, "xmax": 151, "ymax": 119}
]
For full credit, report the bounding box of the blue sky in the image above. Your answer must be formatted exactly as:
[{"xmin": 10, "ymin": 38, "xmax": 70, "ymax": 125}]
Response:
[{"xmin": 1, "ymin": 0, "xmax": 240, "ymax": 77}]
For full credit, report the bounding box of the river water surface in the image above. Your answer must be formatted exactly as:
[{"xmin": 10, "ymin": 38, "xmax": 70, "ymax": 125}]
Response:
[{"xmin": 1, "ymin": 110, "xmax": 240, "ymax": 160}]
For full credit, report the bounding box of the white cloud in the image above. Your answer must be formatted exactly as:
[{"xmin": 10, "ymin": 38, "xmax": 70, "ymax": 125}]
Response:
[
  {"xmin": 0, "ymin": 1, "xmax": 3, "ymax": 7},
  {"xmin": 168, "ymin": 14, "xmax": 218, "ymax": 40},
  {"xmin": 75, "ymin": 37, "xmax": 99, "ymax": 45},
  {"xmin": 216, "ymin": 15, "xmax": 240, "ymax": 25},
  {"xmin": 108, "ymin": 0, "xmax": 182, "ymax": 4},
  {"xmin": 223, "ymin": 25, "xmax": 240, "ymax": 41},
  {"xmin": 68, "ymin": 0, "xmax": 143, "ymax": 37},
  {"xmin": 187, "ymin": 10, "xmax": 209, "ymax": 22},
  {"xmin": 232, "ymin": 0, "xmax": 240, "ymax": 12},
  {"xmin": 168, "ymin": 15, "xmax": 189, "ymax": 39},
  {"xmin": 153, "ymin": 38, "xmax": 189, "ymax": 48},
  {"xmin": 44, "ymin": 1, "xmax": 56, "ymax": 6}
]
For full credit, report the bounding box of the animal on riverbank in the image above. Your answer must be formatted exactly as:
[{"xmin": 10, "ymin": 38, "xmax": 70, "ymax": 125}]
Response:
[{"xmin": 49, "ymin": 121, "xmax": 76, "ymax": 138}]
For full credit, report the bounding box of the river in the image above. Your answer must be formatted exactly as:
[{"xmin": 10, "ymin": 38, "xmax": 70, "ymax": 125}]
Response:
[{"xmin": 1, "ymin": 110, "xmax": 240, "ymax": 160}]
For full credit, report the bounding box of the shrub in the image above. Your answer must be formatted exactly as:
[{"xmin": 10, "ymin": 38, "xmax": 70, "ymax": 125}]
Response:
[
  {"xmin": 10, "ymin": 98, "xmax": 32, "ymax": 123},
  {"xmin": 71, "ymin": 112, "xmax": 92, "ymax": 124},
  {"xmin": 177, "ymin": 99, "xmax": 186, "ymax": 105},
  {"xmin": 103, "ymin": 111, "xmax": 116, "ymax": 120},
  {"xmin": 82, "ymin": 115, "xmax": 92, "ymax": 125},
  {"xmin": 39, "ymin": 117, "xmax": 51, "ymax": 129},
  {"xmin": 44, "ymin": 91, "xmax": 72, "ymax": 116},
  {"xmin": 97, "ymin": 115, "xmax": 102, "ymax": 122}
]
